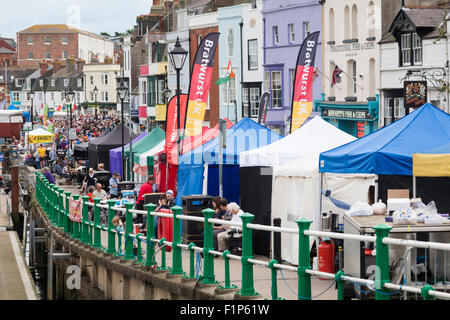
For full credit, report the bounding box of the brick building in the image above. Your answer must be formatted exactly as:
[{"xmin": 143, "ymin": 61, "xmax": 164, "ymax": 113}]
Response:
[{"xmin": 17, "ymin": 25, "xmax": 114, "ymax": 68}]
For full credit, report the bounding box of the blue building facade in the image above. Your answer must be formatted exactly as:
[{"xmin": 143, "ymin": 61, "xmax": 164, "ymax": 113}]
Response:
[{"xmin": 262, "ymin": 0, "xmax": 322, "ymax": 135}]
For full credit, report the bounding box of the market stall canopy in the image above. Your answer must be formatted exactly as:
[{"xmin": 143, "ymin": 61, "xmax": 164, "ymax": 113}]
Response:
[
  {"xmin": 319, "ymin": 103, "xmax": 450, "ymax": 175},
  {"xmin": 167, "ymin": 119, "xmax": 234, "ymax": 165},
  {"xmin": 7, "ymin": 105, "xmax": 19, "ymax": 110},
  {"xmin": 28, "ymin": 128, "xmax": 54, "ymax": 144},
  {"xmin": 134, "ymin": 140, "xmax": 166, "ymax": 176},
  {"xmin": 88, "ymin": 124, "xmax": 136, "ymax": 171},
  {"xmin": 130, "ymin": 126, "xmax": 165, "ymax": 163},
  {"xmin": 240, "ymin": 116, "xmax": 355, "ymax": 168},
  {"xmin": 74, "ymin": 142, "xmax": 89, "ymax": 160},
  {"xmin": 413, "ymin": 143, "xmax": 450, "ymax": 177},
  {"xmin": 109, "ymin": 132, "xmax": 146, "ymax": 175}
]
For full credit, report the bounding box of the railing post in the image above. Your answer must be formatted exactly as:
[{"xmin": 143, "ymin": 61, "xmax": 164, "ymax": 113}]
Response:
[
  {"xmin": 238, "ymin": 212, "xmax": 258, "ymax": 297},
  {"xmin": 201, "ymin": 208, "xmax": 217, "ymax": 284},
  {"xmin": 144, "ymin": 203, "xmax": 157, "ymax": 267},
  {"xmin": 170, "ymin": 206, "xmax": 184, "ymax": 275},
  {"xmin": 159, "ymin": 238, "xmax": 168, "ymax": 270},
  {"xmin": 269, "ymin": 259, "xmax": 281, "ymax": 300},
  {"xmin": 218, "ymin": 250, "xmax": 237, "ymax": 290},
  {"xmin": 296, "ymin": 218, "xmax": 313, "ymax": 300},
  {"xmin": 106, "ymin": 199, "xmax": 117, "ymax": 254},
  {"xmin": 136, "ymin": 234, "xmax": 143, "ymax": 263},
  {"xmin": 50, "ymin": 185, "xmax": 56, "ymax": 223},
  {"xmin": 64, "ymin": 191, "xmax": 71, "ymax": 234},
  {"xmin": 335, "ymin": 270, "xmax": 345, "ymax": 301},
  {"xmin": 186, "ymin": 242, "xmax": 196, "ymax": 279},
  {"xmin": 56, "ymin": 188, "xmax": 64, "ymax": 228},
  {"xmin": 373, "ymin": 224, "xmax": 392, "ymax": 300},
  {"xmin": 81, "ymin": 196, "xmax": 90, "ymax": 245},
  {"xmin": 72, "ymin": 195, "xmax": 80, "ymax": 239},
  {"xmin": 92, "ymin": 198, "xmax": 102, "ymax": 249},
  {"xmin": 123, "ymin": 202, "xmax": 135, "ymax": 260},
  {"xmin": 44, "ymin": 181, "xmax": 50, "ymax": 216},
  {"xmin": 421, "ymin": 284, "xmax": 434, "ymax": 300}
]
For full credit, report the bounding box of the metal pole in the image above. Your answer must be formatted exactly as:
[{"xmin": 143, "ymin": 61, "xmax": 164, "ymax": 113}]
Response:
[
  {"xmin": 218, "ymin": 119, "xmax": 224, "ymax": 198},
  {"xmin": 31, "ymin": 97, "xmax": 34, "ymax": 130},
  {"xmin": 296, "ymin": 218, "xmax": 313, "ymax": 300},
  {"xmin": 121, "ymin": 98, "xmax": 125, "ymax": 178},
  {"xmin": 373, "ymin": 223, "xmax": 392, "ymax": 300},
  {"xmin": 176, "ymin": 68, "xmax": 181, "ymax": 189},
  {"xmin": 129, "ymin": 115, "xmax": 133, "ymax": 182}
]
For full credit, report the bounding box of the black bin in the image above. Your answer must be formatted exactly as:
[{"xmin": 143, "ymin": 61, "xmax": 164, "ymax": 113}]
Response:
[
  {"xmin": 118, "ymin": 181, "xmax": 135, "ymax": 194},
  {"xmin": 144, "ymin": 193, "xmax": 165, "ymax": 205},
  {"xmin": 95, "ymin": 171, "xmax": 112, "ymax": 190},
  {"xmin": 181, "ymin": 195, "xmax": 213, "ymax": 246}
]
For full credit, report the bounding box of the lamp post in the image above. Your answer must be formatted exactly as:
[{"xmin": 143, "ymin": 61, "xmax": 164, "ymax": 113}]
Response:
[
  {"xmin": 169, "ymin": 37, "xmax": 188, "ymax": 192},
  {"xmin": 93, "ymin": 86, "xmax": 98, "ymax": 117},
  {"xmin": 162, "ymin": 86, "xmax": 171, "ymax": 191},
  {"xmin": 66, "ymin": 87, "xmax": 75, "ymax": 165},
  {"xmin": 29, "ymin": 90, "xmax": 35, "ymax": 130},
  {"xmin": 116, "ymin": 77, "xmax": 129, "ymax": 179}
]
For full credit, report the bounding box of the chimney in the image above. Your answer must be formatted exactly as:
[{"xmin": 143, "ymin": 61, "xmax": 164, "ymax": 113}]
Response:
[
  {"xmin": 66, "ymin": 58, "xmax": 75, "ymax": 73},
  {"xmin": 39, "ymin": 62, "xmax": 49, "ymax": 76},
  {"xmin": 52, "ymin": 60, "xmax": 64, "ymax": 73}
]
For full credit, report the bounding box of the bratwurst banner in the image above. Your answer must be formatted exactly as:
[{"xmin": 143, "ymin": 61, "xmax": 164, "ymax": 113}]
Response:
[
  {"xmin": 183, "ymin": 32, "xmax": 220, "ymax": 137},
  {"xmin": 290, "ymin": 31, "xmax": 320, "ymax": 133},
  {"xmin": 165, "ymin": 93, "xmax": 188, "ymax": 165}
]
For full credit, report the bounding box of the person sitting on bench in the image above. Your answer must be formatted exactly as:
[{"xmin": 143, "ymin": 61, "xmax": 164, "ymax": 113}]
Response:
[{"xmin": 217, "ymin": 202, "xmax": 244, "ymax": 252}]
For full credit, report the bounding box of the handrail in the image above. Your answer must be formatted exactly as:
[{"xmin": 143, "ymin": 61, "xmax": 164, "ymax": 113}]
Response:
[{"xmin": 33, "ymin": 171, "xmax": 450, "ymax": 301}]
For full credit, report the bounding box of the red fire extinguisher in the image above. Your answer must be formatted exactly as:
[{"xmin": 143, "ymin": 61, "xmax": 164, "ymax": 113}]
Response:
[{"xmin": 318, "ymin": 237, "xmax": 335, "ymax": 279}]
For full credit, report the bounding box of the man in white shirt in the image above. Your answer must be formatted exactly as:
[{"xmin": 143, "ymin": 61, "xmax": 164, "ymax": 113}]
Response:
[
  {"xmin": 217, "ymin": 202, "xmax": 243, "ymax": 251},
  {"xmin": 92, "ymin": 183, "xmax": 108, "ymax": 200}
]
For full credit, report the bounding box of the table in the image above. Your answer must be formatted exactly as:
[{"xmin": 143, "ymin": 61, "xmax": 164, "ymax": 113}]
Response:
[{"xmin": 343, "ymin": 213, "xmax": 450, "ymax": 299}]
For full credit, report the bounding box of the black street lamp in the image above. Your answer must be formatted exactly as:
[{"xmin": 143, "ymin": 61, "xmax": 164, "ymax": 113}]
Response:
[
  {"xmin": 169, "ymin": 37, "xmax": 188, "ymax": 170},
  {"xmin": 93, "ymin": 86, "xmax": 99, "ymax": 117},
  {"xmin": 116, "ymin": 77, "xmax": 129, "ymax": 179},
  {"xmin": 29, "ymin": 90, "xmax": 35, "ymax": 130}
]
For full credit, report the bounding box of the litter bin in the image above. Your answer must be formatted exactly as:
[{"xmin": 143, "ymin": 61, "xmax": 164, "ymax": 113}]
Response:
[
  {"xmin": 144, "ymin": 193, "xmax": 165, "ymax": 206},
  {"xmin": 118, "ymin": 181, "xmax": 135, "ymax": 194},
  {"xmin": 181, "ymin": 195, "xmax": 213, "ymax": 246}
]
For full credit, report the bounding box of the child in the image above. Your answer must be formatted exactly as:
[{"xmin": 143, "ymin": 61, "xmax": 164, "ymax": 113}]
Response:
[{"xmin": 112, "ymin": 215, "xmax": 125, "ymax": 255}]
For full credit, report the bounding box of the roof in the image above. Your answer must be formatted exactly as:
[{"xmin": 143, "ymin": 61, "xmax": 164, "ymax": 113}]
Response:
[
  {"xmin": 319, "ymin": 103, "xmax": 450, "ymax": 176},
  {"xmin": 381, "ymin": 7, "xmax": 448, "ymax": 43},
  {"xmin": 17, "ymin": 24, "xmax": 107, "ymax": 41},
  {"xmin": 0, "ymin": 47, "xmax": 14, "ymax": 54}
]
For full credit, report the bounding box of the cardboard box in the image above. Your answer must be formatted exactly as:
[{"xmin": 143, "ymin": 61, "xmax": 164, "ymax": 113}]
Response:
[{"xmin": 387, "ymin": 189, "xmax": 410, "ymax": 212}]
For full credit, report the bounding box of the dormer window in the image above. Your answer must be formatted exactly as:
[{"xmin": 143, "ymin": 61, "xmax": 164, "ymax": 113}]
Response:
[{"xmin": 400, "ymin": 32, "xmax": 422, "ymax": 66}]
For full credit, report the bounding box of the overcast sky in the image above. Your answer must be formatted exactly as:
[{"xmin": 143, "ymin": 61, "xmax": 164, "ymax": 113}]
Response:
[{"xmin": 1, "ymin": 0, "xmax": 152, "ymax": 39}]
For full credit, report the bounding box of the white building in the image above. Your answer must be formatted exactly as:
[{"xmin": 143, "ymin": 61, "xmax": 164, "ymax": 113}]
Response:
[
  {"xmin": 379, "ymin": 7, "xmax": 450, "ymax": 126},
  {"xmin": 317, "ymin": 0, "xmax": 406, "ymax": 137},
  {"xmin": 82, "ymin": 63, "xmax": 121, "ymax": 115}
]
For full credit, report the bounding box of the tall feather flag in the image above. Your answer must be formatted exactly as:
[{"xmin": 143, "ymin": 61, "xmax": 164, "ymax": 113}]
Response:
[
  {"xmin": 290, "ymin": 31, "xmax": 320, "ymax": 133},
  {"xmin": 183, "ymin": 32, "xmax": 220, "ymax": 138}
]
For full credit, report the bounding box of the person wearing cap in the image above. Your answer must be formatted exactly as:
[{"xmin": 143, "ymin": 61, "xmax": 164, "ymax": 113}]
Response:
[{"xmin": 166, "ymin": 190, "xmax": 175, "ymax": 208}]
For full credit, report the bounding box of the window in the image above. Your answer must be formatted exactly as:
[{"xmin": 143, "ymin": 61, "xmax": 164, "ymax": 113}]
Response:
[
  {"xmin": 62, "ymin": 51, "xmax": 68, "ymax": 60},
  {"xmin": 367, "ymin": 2, "xmax": 375, "ymax": 38},
  {"xmin": 288, "ymin": 24, "xmax": 295, "ymax": 43},
  {"xmin": 248, "ymin": 39, "xmax": 258, "ymax": 70},
  {"xmin": 227, "ymin": 28, "xmax": 234, "ymax": 57},
  {"xmin": 13, "ymin": 92, "xmax": 19, "ymax": 102},
  {"xmin": 351, "ymin": 5, "xmax": 358, "ymax": 39},
  {"xmin": 347, "ymin": 60, "xmax": 357, "ymax": 96},
  {"xmin": 401, "ymin": 33, "xmax": 411, "ymax": 66},
  {"xmin": 51, "ymin": 79, "xmax": 56, "ymax": 86},
  {"xmin": 61, "ymin": 92, "xmax": 64, "ymax": 101},
  {"xmin": 77, "ymin": 78, "xmax": 82, "ymax": 88},
  {"xmin": 412, "ymin": 33, "xmax": 422, "ymax": 65},
  {"xmin": 264, "ymin": 71, "xmax": 270, "ymax": 91},
  {"xmin": 102, "ymin": 91, "xmax": 109, "ymax": 102},
  {"xmin": 141, "ymin": 80, "xmax": 147, "ymax": 105},
  {"xmin": 90, "ymin": 76, "xmax": 94, "ymax": 85},
  {"xmin": 271, "ymin": 71, "xmax": 282, "ymax": 108},
  {"xmin": 273, "ymin": 26, "xmax": 279, "ymax": 45},
  {"xmin": 157, "ymin": 79, "xmax": 165, "ymax": 104},
  {"xmin": 76, "ymin": 92, "xmax": 80, "ymax": 102},
  {"xmin": 344, "ymin": 5, "xmax": 350, "ymax": 39},
  {"xmin": 45, "ymin": 36, "xmax": 51, "ymax": 44},
  {"xmin": 62, "ymin": 36, "xmax": 68, "ymax": 44},
  {"xmin": 249, "ymin": 87, "xmax": 260, "ymax": 117},
  {"xmin": 289, "ymin": 68, "xmax": 295, "ymax": 99},
  {"xmin": 28, "ymin": 37, "xmax": 33, "ymax": 45},
  {"xmin": 51, "ymin": 92, "xmax": 55, "ymax": 101},
  {"xmin": 101, "ymin": 74, "xmax": 108, "ymax": 85},
  {"xmin": 303, "ymin": 21, "xmax": 310, "ymax": 40},
  {"xmin": 221, "ymin": 70, "xmax": 236, "ymax": 105},
  {"xmin": 45, "ymin": 52, "xmax": 50, "ymax": 59},
  {"xmin": 384, "ymin": 97, "xmax": 404, "ymax": 126},
  {"xmin": 90, "ymin": 92, "xmax": 94, "ymax": 101},
  {"xmin": 40, "ymin": 79, "xmax": 44, "ymax": 87},
  {"xmin": 329, "ymin": 9, "xmax": 335, "ymax": 41},
  {"xmin": 64, "ymin": 79, "xmax": 69, "ymax": 87},
  {"xmin": 149, "ymin": 79, "xmax": 156, "ymax": 106},
  {"xmin": 28, "ymin": 52, "xmax": 33, "ymax": 59},
  {"xmin": 369, "ymin": 58, "xmax": 375, "ymax": 97}
]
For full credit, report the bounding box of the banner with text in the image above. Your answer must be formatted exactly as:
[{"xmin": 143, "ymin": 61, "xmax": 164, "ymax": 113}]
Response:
[
  {"xmin": 184, "ymin": 32, "xmax": 220, "ymax": 137},
  {"xmin": 69, "ymin": 199, "xmax": 82, "ymax": 223},
  {"xmin": 290, "ymin": 31, "xmax": 320, "ymax": 133},
  {"xmin": 165, "ymin": 93, "xmax": 188, "ymax": 165},
  {"xmin": 257, "ymin": 91, "xmax": 271, "ymax": 125}
]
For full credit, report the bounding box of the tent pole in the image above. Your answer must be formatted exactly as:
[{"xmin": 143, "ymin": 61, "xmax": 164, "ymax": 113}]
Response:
[
  {"xmin": 413, "ymin": 176, "xmax": 416, "ymax": 199},
  {"xmin": 315, "ymin": 172, "xmax": 323, "ymax": 255},
  {"xmin": 375, "ymin": 175, "xmax": 379, "ymax": 203}
]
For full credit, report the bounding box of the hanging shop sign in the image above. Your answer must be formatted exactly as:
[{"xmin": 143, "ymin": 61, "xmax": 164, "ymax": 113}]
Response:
[
  {"xmin": 322, "ymin": 108, "xmax": 372, "ymax": 120},
  {"xmin": 404, "ymin": 81, "xmax": 427, "ymax": 109}
]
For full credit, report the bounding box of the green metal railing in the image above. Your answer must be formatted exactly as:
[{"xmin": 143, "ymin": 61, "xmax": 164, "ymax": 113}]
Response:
[{"xmin": 35, "ymin": 171, "xmax": 450, "ymax": 300}]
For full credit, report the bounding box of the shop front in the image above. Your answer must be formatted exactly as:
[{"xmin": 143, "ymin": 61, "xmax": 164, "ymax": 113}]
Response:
[{"xmin": 314, "ymin": 95, "xmax": 379, "ymax": 138}]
